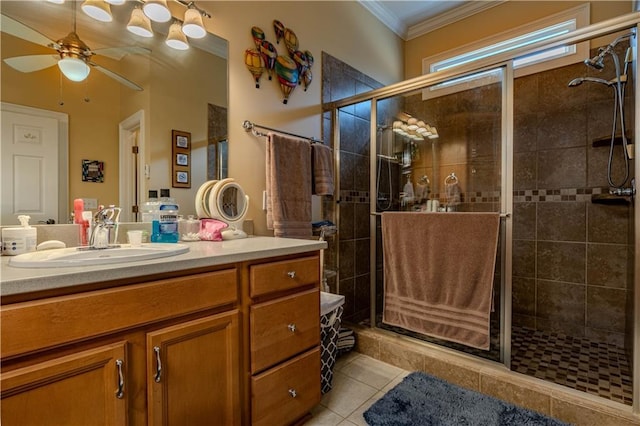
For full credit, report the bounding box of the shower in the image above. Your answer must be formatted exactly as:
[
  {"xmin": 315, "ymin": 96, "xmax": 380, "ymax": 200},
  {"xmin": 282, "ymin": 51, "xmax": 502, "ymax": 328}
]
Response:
[
  {"xmin": 568, "ymin": 32, "xmax": 634, "ymax": 191},
  {"xmin": 376, "ymin": 124, "xmax": 395, "ymax": 210}
]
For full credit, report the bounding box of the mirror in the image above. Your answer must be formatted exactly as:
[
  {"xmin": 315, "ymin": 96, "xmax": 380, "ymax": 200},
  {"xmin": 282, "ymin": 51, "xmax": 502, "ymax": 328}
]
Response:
[{"xmin": 0, "ymin": 1, "xmax": 228, "ymax": 223}]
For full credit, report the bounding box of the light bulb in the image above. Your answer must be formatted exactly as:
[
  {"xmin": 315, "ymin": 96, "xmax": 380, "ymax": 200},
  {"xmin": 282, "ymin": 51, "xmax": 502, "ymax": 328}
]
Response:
[
  {"xmin": 166, "ymin": 22, "xmax": 189, "ymax": 50},
  {"xmin": 127, "ymin": 8, "xmax": 153, "ymax": 38},
  {"xmin": 143, "ymin": 0, "xmax": 171, "ymax": 23},
  {"xmin": 182, "ymin": 8, "xmax": 206, "ymax": 39},
  {"xmin": 58, "ymin": 57, "xmax": 90, "ymax": 82},
  {"xmin": 81, "ymin": 0, "xmax": 113, "ymax": 22}
]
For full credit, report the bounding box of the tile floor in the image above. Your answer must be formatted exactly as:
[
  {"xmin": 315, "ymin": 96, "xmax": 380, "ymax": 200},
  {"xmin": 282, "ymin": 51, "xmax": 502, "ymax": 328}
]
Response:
[{"xmin": 307, "ymin": 352, "xmax": 409, "ymax": 425}]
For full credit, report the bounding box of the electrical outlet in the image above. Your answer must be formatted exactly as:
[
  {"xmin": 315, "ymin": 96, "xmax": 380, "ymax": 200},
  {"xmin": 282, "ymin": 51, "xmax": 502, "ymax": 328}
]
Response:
[{"xmin": 82, "ymin": 198, "xmax": 98, "ymax": 210}]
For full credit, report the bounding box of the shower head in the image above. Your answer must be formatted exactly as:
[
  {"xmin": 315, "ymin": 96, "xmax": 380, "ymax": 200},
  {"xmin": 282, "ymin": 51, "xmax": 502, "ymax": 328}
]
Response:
[
  {"xmin": 568, "ymin": 76, "xmax": 613, "ymax": 87},
  {"xmin": 584, "ymin": 54, "xmax": 606, "ymax": 70}
]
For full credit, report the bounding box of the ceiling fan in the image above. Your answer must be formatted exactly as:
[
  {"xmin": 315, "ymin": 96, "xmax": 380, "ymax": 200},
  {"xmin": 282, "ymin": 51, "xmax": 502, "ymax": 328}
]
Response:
[{"xmin": 1, "ymin": 5, "xmax": 147, "ymax": 91}]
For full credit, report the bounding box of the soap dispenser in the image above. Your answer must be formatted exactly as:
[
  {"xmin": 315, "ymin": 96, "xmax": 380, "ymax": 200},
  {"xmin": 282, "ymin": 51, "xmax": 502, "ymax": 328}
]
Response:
[{"xmin": 1, "ymin": 215, "xmax": 37, "ymax": 255}]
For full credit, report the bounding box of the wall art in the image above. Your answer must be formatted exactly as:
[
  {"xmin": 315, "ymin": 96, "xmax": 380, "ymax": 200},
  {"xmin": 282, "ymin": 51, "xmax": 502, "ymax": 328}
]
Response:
[
  {"xmin": 82, "ymin": 159, "xmax": 104, "ymax": 183},
  {"xmin": 245, "ymin": 20, "xmax": 314, "ymax": 104},
  {"xmin": 172, "ymin": 129, "xmax": 191, "ymax": 188}
]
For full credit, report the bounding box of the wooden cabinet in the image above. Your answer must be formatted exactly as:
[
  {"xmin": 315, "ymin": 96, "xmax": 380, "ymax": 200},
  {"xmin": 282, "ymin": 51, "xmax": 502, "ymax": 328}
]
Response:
[
  {"xmin": 1, "ymin": 250, "xmax": 323, "ymax": 426},
  {"xmin": 1, "ymin": 342, "xmax": 127, "ymax": 426},
  {"xmin": 248, "ymin": 255, "xmax": 322, "ymax": 425},
  {"xmin": 1, "ymin": 268, "xmax": 240, "ymax": 426},
  {"xmin": 147, "ymin": 312, "xmax": 240, "ymax": 426}
]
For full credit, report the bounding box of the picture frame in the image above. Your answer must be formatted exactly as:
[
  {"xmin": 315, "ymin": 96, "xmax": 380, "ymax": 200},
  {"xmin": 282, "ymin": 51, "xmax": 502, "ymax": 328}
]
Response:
[
  {"xmin": 176, "ymin": 171, "xmax": 189, "ymax": 184},
  {"xmin": 172, "ymin": 130, "xmax": 191, "ymax": 188},
  {"xmin": 82, "ymin": 159, "xmax": 104, "ymax": 183},
  {"xmin": 176, "ymin": 153, "xmax": 189, "ymax": 166}
]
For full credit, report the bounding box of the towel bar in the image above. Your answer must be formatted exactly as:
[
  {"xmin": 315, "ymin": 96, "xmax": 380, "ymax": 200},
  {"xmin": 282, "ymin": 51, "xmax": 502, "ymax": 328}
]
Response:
[{"xmin": 370, "ymin": 212, "xmax": 511, "ymax": 217}]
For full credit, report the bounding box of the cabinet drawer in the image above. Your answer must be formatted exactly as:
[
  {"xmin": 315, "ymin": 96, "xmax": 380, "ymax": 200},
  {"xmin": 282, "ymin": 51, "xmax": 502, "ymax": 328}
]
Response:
[
  {"xmin": 251, "ymin": 347, "xmax": 321, "ymax": 426},
  {"xmin": 250, "ymin": 256, "xmax": 319, "ymax": 297},
  {"xmin": 250, "ymin": 289, "xmax": 320, "ymax": 373},
  {"xmin": 2, "ymin": 268, "xmax": 238, "ymax": 359}
]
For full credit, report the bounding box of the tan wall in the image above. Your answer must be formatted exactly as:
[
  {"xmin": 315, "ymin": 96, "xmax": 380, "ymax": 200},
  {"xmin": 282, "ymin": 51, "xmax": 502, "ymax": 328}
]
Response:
[
  {"xmin": 404, "ymin": 1, "xmax": 634, "ymax": 80},
  {"xmin": 1, "ymin": 1, "xmax": 403, "ymax": 233},
  {"xmin": 1, "ymin": 34, "xmax": 122, "ymax": 211},
  {"xmin": 204, "ymin": 1, "xmax": 404, "ymax": 235}
]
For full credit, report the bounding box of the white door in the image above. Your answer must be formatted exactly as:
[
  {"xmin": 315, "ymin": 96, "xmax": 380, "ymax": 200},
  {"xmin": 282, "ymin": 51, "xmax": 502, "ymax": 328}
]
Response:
[{"xmin": 1, "ymin": 109, "xmax": 59, "ymax": 225}]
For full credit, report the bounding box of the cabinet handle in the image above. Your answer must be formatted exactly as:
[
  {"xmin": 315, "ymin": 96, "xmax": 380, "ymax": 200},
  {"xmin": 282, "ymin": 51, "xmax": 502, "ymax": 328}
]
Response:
[
  {"xmin": 288, "ymin": 388, "xmax": 297, "ymax": 398},
  {"xmin": 287, "ymin": 271, "xmax": 296, "ymax": 279},
  {"xmin": 287, "ymin": 323, "xmax": 297, "ymax": 333},
  {"xmin": 153, "ymin": 346, "xmax": 162, "ymax": 383},
  {"xmin": 115, "ymin": 359, "xmax": 125, "ymax": 399}
]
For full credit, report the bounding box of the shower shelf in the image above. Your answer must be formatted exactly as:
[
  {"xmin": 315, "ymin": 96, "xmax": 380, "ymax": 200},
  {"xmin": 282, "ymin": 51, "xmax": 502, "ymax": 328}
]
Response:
[
  {"xmin": 591, "ymin": 193, "xmax": 630, "ymax": 204},
  {"xmin": 591, "ymin": 135, "xmax": 631, "ymax": 147}
]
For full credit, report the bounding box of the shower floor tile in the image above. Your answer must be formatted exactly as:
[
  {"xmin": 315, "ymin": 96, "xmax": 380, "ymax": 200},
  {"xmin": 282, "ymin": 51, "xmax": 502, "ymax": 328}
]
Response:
[{"xmin": 511, "ymin": 326, "xmax": 633, "ymax": 406}]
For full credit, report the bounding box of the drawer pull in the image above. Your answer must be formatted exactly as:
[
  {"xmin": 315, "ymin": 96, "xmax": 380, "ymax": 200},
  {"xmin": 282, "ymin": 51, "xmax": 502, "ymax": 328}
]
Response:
[
  {"xmin": 153, "ymin": 346, "xmax": 162, "ymax": 383},
  {"xmin": 288, "ymin": 388, "xmax": 297, "ymax": 398},
  {"xmin": 287, "ymin": 323, "xmax": 297, "ymax": 333},
  {"xmin": 287, "ymin": 271, "xmax": 296, "ymax": 279},
  {"xmin": 115, "ymin": 359, "xmax": 125, "ymax": 399}
]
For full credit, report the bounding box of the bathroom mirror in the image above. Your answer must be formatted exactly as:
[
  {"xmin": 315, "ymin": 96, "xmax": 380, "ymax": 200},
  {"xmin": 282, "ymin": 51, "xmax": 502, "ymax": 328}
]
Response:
[{"xmin": 0, "ymin": 1, "xmax": 228, "ymax": 223}]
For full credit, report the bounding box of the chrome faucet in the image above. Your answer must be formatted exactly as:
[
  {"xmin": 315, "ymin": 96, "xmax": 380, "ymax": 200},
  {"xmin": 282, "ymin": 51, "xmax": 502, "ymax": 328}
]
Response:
[{"xmin": 89, "ymin": 205, "xmax": 121, "ymax": 249}]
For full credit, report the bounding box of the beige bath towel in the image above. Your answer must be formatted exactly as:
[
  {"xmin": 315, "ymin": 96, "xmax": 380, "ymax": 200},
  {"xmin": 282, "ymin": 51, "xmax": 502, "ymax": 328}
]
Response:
[
  {"xmin": 266, "ymin": 132, "xmax": 313, "ymax": 238},
  {"xmin": 381, "ymin": 212, "xmax": 500, "ymax": 350},
  {"xmin": 312, "ymin": 143, "xmax": 334, "ymax": 196}
]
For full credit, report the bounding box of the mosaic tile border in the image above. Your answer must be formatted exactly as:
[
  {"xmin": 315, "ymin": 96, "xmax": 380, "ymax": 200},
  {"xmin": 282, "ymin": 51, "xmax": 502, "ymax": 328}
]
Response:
[{"xmin": 341, "ymin": 188, "xmax": 610, "ymax": 205}]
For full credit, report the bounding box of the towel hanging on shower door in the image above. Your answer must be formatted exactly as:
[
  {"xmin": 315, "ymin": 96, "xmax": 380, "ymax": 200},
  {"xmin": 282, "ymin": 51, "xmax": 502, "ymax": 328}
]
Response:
[{"xmin": 381, "ymin": 211, "xmax": 500, "ymax": 350}]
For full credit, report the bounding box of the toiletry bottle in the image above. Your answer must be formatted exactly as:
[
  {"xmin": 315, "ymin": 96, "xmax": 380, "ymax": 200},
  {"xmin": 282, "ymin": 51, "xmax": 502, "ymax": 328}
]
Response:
[
  {"xmin": 74, "ymin": 198, "xmax": 88, "ymax": 245},
  {"xmin": 1, "ymin": 215, "xmax": 37, "ymax": 255},
  {"xmin": 151, "ymin": 203, "xmax": 179, "ymax": 243}
]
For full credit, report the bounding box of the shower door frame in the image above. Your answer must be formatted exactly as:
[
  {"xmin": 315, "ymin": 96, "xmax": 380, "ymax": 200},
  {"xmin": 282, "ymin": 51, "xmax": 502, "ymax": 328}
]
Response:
[
  {"xmin": 367, "ymin": 63, "xmax": 513, "ymax": 366},
  {"xmin": 327, "ymin": 12, "xmax": 640, "ymax": 413}
]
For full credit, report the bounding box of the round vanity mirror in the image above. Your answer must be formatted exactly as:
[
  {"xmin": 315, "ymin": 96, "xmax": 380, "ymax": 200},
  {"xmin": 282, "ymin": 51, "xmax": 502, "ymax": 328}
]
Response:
[{"xmin": 208, "ymin": 179, "xmax": 249, "ymax": 239}]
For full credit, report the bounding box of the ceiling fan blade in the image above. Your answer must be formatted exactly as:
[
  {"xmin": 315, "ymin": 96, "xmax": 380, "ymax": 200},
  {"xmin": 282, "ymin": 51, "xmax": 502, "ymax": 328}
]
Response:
[
  {"xmin": 93, "ymin": 46, "xmax": 152, "ymax": 61},
  {"xmin": 1, "ymin": 14, "xmax": 58, "ymax": 49},
  {"xmin": 4, "ymin": 54, "xmax": 59, "ymax": 73},
  {"xmin": 89, "ymin": 62, "xmax": 143, "ymax": 91}
]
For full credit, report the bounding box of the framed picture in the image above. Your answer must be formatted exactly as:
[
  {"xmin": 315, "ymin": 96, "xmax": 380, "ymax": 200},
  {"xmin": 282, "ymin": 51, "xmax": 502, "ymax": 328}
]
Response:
[
  {"xmin": 176, "ymin": 153, "xmax": 189, "ymax": 166},
  {"xmin": 176, "ymin": 171, "xmax": 189, "ymax": 184},
  {"xmin": 82, "ymin": 159, "xmax": 104, "ymax": 183},
  {"xmin": 172, "ymin": 130, "xmax": 191, "ymax": 188}
]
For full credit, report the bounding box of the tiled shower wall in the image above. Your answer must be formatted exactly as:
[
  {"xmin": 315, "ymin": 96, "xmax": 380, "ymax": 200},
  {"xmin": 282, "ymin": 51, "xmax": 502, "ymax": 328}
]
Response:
[
  {"xmin": 512, "ymin": 48, "xmax": 635, "ymax": 347},
  {"xmin": 322, "ymin": 47, "xmax": 635, "ymax": 351},
  {"xmin": 321, "ymin": 52, "xmax": 383, "ymax": 323}
]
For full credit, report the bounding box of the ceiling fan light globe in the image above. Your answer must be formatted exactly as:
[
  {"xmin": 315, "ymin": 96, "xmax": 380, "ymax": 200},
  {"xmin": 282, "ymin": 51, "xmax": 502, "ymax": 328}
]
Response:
[
  {"xmin": 105, "ymin": 0, "xmax": 125, "ymax": 4},
  {"xmin": 182, "ymin": 9, "xmax": 206, "ymax": 39},
  {"xmin": 81, "ymin": 0, "xmax": 113, "ymax": 22},
  {"xmin": 58, "ymin": 57, "xmax": 90, "ymax": 82},
  {"xmin": 166, "ymin": 22, "xmax": 189, "ymax": 50},
  {"xmin": 143, "ymin": 0, "xmax": 172, "ymax": 23},
  {"xmin": 127, "ymin": 8, "xmax": 153, "ymax": 38}
]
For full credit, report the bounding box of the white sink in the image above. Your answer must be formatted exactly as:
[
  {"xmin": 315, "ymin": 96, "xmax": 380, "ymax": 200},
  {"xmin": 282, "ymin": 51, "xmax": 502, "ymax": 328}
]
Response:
[{"xmin": 8, "ymin": 243, "xmax": 190, "ymax": 268}]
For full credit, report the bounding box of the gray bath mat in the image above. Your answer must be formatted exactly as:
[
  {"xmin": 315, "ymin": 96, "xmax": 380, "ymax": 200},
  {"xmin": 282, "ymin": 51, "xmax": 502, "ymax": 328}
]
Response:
[{"xmin": 364, "ymin": 372, "xmax": 571, "ymax": 425}]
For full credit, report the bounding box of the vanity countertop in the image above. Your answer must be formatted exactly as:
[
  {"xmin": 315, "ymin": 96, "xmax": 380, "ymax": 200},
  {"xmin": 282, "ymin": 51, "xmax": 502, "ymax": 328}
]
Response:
[{"xmin": 0, "ymin": 236, "xmax": 326, "ymax": 298}]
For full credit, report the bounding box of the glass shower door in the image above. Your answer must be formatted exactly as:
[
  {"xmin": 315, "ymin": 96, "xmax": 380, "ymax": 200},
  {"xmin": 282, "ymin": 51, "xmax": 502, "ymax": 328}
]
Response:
[{"xmin": 371, "ymin": 66, "xmax": 508, "ymax": 363}]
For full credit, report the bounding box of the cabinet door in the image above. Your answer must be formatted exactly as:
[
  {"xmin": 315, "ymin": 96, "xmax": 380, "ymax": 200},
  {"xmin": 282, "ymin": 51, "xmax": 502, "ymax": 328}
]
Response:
[
  {"xmin": 147, "ymin": 311, "xmax": 240, "ymax": 426},
  {"xmin": 1, "ymin": 342, "xmax": 127, "ymax": 426}
]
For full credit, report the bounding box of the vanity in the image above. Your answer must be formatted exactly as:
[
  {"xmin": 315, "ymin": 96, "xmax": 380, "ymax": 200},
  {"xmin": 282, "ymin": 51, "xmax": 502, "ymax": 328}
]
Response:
[{"xmin": 0, "ymin": 237, "xmax": 326, "ymax": 425}]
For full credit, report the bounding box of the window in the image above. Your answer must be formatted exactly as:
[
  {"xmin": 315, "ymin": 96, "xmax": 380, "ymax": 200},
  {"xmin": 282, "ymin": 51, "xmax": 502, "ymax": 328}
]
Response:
[{"xmin": 422, "ymin": 4, "xmax": 589, "ymax": 97}]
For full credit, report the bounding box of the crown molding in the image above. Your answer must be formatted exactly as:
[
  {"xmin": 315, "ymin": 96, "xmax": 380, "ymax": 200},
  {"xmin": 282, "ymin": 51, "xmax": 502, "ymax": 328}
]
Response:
[
  {"xmin": 407, "ymin": 1, "xmax": 506, "ymax": 40},
  {"xmin": 359, "ymin": 1, "xmax": 508, "ymax": 41},
  {"xmin": 358, "ymin": 0, "xmax": 408, "ymax": 39}
]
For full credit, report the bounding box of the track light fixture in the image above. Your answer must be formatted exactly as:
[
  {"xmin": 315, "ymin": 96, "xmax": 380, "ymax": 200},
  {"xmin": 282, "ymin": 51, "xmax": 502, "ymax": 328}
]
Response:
[{"xmin": 77, "ymin": 0, "xmax": 211, "ymax": 51}]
